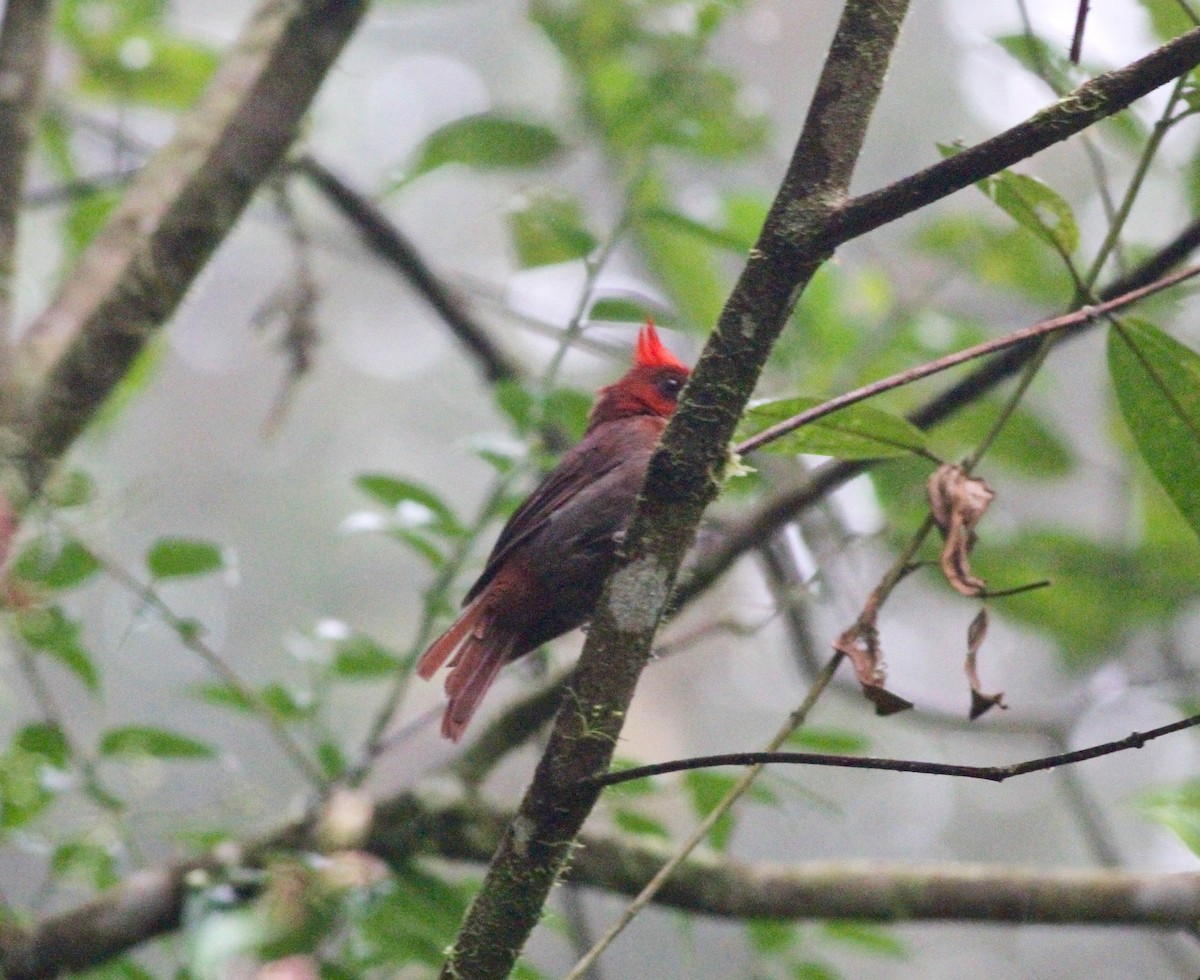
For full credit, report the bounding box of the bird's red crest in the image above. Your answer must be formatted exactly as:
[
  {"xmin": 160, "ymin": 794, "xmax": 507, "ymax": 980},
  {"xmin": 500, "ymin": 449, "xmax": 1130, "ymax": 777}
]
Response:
[{"xmin": 635, "ymin": 320, "xmax": 686, "ymax": 371}]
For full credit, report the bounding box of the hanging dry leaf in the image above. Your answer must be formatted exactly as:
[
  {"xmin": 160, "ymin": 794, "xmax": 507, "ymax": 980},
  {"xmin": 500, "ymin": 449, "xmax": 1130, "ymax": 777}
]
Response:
[
  {"xmin": 928, "ymin": 463, "xmax": 995, "ymax": 596},
  {"xmin": 833, "ymin": 591, "xmax": 913, "ymax": 717},
  {"xmin": 964, "ymin": 607, "xmax": 1006, "ymax": 719}
]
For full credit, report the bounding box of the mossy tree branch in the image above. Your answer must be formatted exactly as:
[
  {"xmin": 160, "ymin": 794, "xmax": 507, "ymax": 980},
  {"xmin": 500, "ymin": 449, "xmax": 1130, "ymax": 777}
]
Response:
[
  {"xmin": 10, "ymin": 0, "xmax": 371, "ymax": 495},
  {"xmin": 438, "ymin": 13, "xmax": 1200, "ymax": 979},
  {"xmin": 439, "ymin": 3, "xmax": 913, "ymax": 976},
  {"xmin": 5, "ymin": 787, "xmax": 1199, "ymax": 979}
]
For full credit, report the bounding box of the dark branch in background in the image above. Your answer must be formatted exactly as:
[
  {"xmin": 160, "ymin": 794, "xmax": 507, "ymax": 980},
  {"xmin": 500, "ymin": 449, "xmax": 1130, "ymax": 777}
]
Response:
[
  {"xmin": 673, "ymin": 211, "xmax": 1200, "ymax": 613},
  {"xmin": 441, "ymin": 4, "xmax": 913, "ymax": 977},
  {"xmin": 0, "ymin": 0, "xmax": 54, "ymax": 408},
  {"xmin": 5, "ymin": 787, "xmax": 1200, "ymax": 979},
  {"xmin": 290, "ymin": 155, "xmax": 520, "ymax": 384},
  {"xmin": 10, "ymin": 0, "xmax": 370, "ymax": 495},
  {"xmin": 589, "ymin": 711, "xmax": 1200, "ymax": 788}
]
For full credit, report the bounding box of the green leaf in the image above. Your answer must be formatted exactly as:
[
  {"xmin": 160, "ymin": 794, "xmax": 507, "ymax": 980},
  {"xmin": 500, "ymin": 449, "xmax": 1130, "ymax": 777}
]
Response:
[
  {"xmin": 746, "ymin": 919, "xmax": 796, "ymax": 955},
  {"xmin": 970, "ymin": 531, "xmax": 1200, "ymax": 665},
  {"xmin": 44, "ymin": 469, "xmax": 97, "ymax": 509},
  {"xmin": 13, "ymin": 536, "xmax": 102, "ymax": 590},
  {"xmin": 189, "ymin": 682, "xmax": 255, "ymax": 714},
  {"xmin": 740, "ymin": 396, "xmax": 929, "ymax": 460},
  {"xmin": 913, "ymin": 214, "xmax": 1073, "ymax": 304},
  {"xmin": 509, "ymin": 193, "xmax": 596, "ymax": 267},
  {"xmin": 494, "ymin": 380, "xmax": 536, "ymax": 433},
  {"xmin": 932, "ymin": 401, "xmax": 1074, "ymax": 478},
  {"xmin": 0, "ymin": 744, "xmax": 52, "ymax": 829},
  {"xmin": 355, "ymin": 474, "xmax": 464, "ymax": 536},
  {"xmin": 99, "ymin": 725, "xmax": 216, "ymax": 760},
  {"xmin": 1138, "ymin": 0, "xmax": 1196, "ymax": 40},
  {"xmin": 146, "ymin": 537, "xmax": 224, "ymax": 579},
  {"xmin": 1109, "ymin": 319, "xmax": 1200, "ymax": 539},
  {"xmin": 603, "ymin": 757, "xmax": 658, "ymax": 797},
  {"xmin": 75, "ymin": 31, "xmax": 218, "ymax": 109},
  {"xmin": 1140, "ymin": 779, "xmax": 1200, "ymax": 853},
  {"xmin": 52, "ymin": 840, "xmax": 119, "ymax": 889},
  {"xmin": 15, "ymin": 605, "xmax": 100, "ymax": 692},
  {"xmin": 403, "ymin": 113, "xmax": 563, "ymax": 184},
  {"xmin": 332, "ymin": 635, "xmax": 402, "ymax": 679},
  {"xmin": 316, "ymin": 740, "xmax": 347, "ymax": 780},
  {"xmin": 612, "ymin": 807, "xmax": 670, "ymax": 840},
  {"xmin": 16, "ymin": 723, "xmax": 71, "ymax": 768},
  {"xmin": 70, "ymin": 956, "xmax": 156, "ymax": 980},
  {"xmin": 638, "ymin": 205, "xmax": 748, "ymax": 253},
  {"xmin": 823, "ymin": 921, "xmax": 907, "ymax": 958},
  {"xmin": 973, "ymin": 167, "xmax": 1078, "ymax": 256},
  {"xmin": 588, "ymin": 297, "xmax": 670, "ymax": 324},
  {"xmin": 785, "ymin": 727, "xmax": 869, "ymax": 754},
  {"xmin": 682, "ymin": 770, "xmax": 737, "ymax": 851}
]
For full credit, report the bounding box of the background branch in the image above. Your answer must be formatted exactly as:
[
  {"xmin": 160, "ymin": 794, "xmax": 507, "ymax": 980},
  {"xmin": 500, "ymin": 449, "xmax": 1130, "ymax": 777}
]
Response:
[
  {"xmin": 0, "ymin": 0, "xmax": 54, "ymax": 407},
  {"xmin": 290, "ymin": 154, "xmax": 520, "ymax": 384},
  {"xmin": 11, "ymin": 0, "xmax": 370, "ymax": 493},
  {"xmin": 5, "ymin": 787, "xmax": 1199, "ymax": 979}
]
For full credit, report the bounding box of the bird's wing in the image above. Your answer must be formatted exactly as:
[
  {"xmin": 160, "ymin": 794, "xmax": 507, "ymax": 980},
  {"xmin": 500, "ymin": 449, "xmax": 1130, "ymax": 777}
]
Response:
[{"xmin": 463, "ymin": 433, "xmax": 624, "ymax": 603}]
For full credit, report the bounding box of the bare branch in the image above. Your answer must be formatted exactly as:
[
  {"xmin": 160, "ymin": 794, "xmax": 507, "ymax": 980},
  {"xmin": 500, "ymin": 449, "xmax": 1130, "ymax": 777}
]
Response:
[
  {"xmin": 290, "ymin": 155, "xmax": 520, "ymax": 384},
  {"xmin": 589, "ymin": 711, "xmax": 1200, "ymax": 788},
  {"xmin": 0, "ymin": 0, "xmax": 54, "ymax": 407},
  {"xmin": 12, "ymin": 0, "xmax": 370, "ymax": 493}
]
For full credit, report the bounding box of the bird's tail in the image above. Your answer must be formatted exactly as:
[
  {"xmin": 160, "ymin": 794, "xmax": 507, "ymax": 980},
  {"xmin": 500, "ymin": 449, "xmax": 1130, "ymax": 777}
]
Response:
[{"xmin": 417, "ymin": 598, "xmax": 517, "ymax": 742}]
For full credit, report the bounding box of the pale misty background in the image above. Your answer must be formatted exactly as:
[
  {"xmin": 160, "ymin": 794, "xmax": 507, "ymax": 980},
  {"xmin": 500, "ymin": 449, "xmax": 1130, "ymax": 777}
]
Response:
[{"xmin": 4, "ymin": 2, "xmax": 1199, "ymax": 977}]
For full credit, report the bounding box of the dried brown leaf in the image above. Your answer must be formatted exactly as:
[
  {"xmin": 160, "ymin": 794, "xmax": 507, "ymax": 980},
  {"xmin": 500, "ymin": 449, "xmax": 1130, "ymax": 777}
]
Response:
[
  {"xmin": 928, "ymin": 463, "xmax": 995, "ymax": 596},
  {"xmin": 834, "ymin": 616, "xmax": 913, "ymax": 718},
  {"xmin": 964, "ymin": 607, "xmax": 1006, "ymax": 720}
]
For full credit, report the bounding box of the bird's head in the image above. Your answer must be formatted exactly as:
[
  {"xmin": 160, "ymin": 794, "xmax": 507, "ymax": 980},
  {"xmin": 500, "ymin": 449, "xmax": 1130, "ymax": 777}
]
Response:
[{"xmin": 588, "ymin": 322, "xmax": 690, "ymax": 428}]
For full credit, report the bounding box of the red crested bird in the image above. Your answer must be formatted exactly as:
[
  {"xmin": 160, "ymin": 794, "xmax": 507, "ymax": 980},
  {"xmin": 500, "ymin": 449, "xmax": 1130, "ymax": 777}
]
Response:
[{"xmin": 417, "ymin": 322, "xmax": 690, "ymax": 741}]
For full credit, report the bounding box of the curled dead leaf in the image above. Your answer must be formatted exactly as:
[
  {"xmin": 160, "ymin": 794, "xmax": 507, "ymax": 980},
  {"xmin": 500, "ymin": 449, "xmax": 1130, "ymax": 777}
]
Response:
[
  {"xmin": 928, "ymin": 463, "xmax": 995, "ymax": 597},
  {"xmin": 964, "ymin": 607, "xmax": 1006, "ymax": 720},
  {"xmin": 834, "ymin": 614, "xmax": 913, "ymax": 718}
]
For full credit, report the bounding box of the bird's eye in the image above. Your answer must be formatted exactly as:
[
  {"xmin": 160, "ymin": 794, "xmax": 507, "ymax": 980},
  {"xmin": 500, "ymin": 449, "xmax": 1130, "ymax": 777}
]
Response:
[{"xmin": 656, "ymin": 375, "xmax": 683, "ymax": 399}]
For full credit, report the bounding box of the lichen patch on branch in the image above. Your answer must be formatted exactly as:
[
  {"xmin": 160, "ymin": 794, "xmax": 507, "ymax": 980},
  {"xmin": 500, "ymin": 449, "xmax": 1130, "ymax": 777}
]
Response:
[{"xmin": 606, "ymin": 556, "xmax": 670, "ymax": 634}]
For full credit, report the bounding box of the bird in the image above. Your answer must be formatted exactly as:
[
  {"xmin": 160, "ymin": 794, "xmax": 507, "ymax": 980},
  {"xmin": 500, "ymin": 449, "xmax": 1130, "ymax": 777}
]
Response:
[{"xmin": 417, "ymin": 322, "xmax": 691, "ymax": 741}]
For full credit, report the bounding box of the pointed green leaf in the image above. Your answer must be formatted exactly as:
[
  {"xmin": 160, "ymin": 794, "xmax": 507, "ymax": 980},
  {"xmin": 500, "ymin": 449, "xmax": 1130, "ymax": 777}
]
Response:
[
  {"xmin": 404, "ymin": 113, "xmax": 563, "ymax": 183},
  {"xmin": 741, "ymin": 396, "xmax": 929, "ymax": 460},
  {"xmin": 355, "ymin": 475, "xmax": 464, "ymax": 536},
  {"xmin": 15, "ymin": 605, "xmax": 100, "ymax": 692},
  {"xmin": 979, "ymin": 169, "xmax": 1078, "ymax": 255},
  {"xmin": 1140, "ymin": 779, "xmax": 1200, "ymax": 854},
  {"xmin": 1109, "ymin": 319, "xmax": 1200, "ymax": 539},
  {"xmin": 99, "ymin": 725, "xmax": 215, "ymax": 760},
  {"xmin": 146, "ymin": 537, "xmax": 224, "ymax": 579},
  {"xmin": 13, "ymin": 537, "xmax": 102, "ymax": 590},
  {"xmin": 682, "ymin": 770, "xmax": 737, "ymax": 851}
]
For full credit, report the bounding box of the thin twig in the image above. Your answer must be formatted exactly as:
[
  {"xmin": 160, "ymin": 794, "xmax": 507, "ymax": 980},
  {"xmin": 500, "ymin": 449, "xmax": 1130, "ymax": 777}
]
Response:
[
  {"xmin": 94, "ymin": 551, "xmax": 326, "ymax": 789},
  {"xmin": 734, "ymin": 261, "xmax": 1200, "ymax": 457},
  {"xmin": 1070, "ymin": 0, "xmax": 1090, "ymax": 64},
  {"xmin": 564, "ymin": 653, "xmax": 846, "ymax": 979},
  {"xmin": 589, "ymin": 711, "xmax": 1200, "ymax": 788}
]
